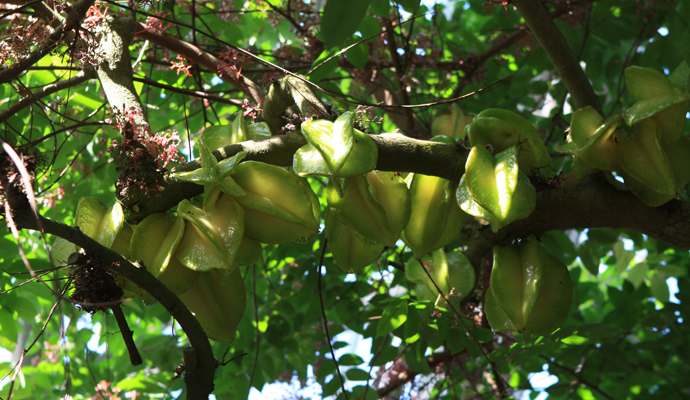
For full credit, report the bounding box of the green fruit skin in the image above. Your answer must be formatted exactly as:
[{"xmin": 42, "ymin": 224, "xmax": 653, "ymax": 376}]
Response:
[
  {"xmin": 488, "ymin": 235, "xmax": 572, "ymax": 335},
  {"xmin": 327, "ymin": 175, "xmax": 394, "ymax": 247},
  {"xmin": 325, "ymin": 208, "xmax": 383, "ymax": 273},
  {"xmin": 403, "ymin": 174, "xmax": 454, "ymax": 258},
  {"xmin": 179, "ymin": 268, "xmax": 246, "ymax": 342},
  {"xmin": 232, "ymin": 161, "xmax": 319, "ymax": 244}
]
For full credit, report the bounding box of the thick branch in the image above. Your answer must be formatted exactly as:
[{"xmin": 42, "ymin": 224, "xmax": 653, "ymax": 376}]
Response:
[
  {"xmin": 512, "ymin": 0, "xmax": 602, "ymax": 113},
  {"xmin": 96, "ymin": 16, "xmax": 148, "ymax": 130},
  {"xmin": 126, "ymin": 132, "xmax": 468, "ymax": 222},
  {"xmin": 135, "ymin": 22, "xmax": 265, "ymax": 106},
  {"xmin": 128, "ymin": 132, "xmax": 690, "ymax": 250}
]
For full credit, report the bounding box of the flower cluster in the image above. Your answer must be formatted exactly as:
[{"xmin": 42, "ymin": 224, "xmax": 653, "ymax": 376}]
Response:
[
  {"xmin": 217, "ymin": 47, "xmax": 254, "ymax": 79},
  {"xmin": 170, "ymin": 54, "xmax": 193, "ymax": 76}
]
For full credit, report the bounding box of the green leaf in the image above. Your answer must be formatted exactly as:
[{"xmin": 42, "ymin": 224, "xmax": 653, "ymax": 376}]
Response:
[
  {"xmin": 338, "ymin": 353, "xmax": 365, "ymax": 366},
  {"xmin": 319, "ymin": 0, "xmax": 376, "ymax": 49},
  {"xmin": 345, "ymin": 35, "xmax": 370, "ymax": 69},
  {"xmin": 650, "ymin": 271, "xmax": 670, "ymax": 303},
  {"xmin": 345, "ymin": 368, "xmax": 371, "ymax": 381},
  {"xmin": 376, "ymin": 298, "xmax": 408, "ymax": 337},
  {"xmin": 397, "ymin": 0, "xmax": 420, "ymax": 13}
]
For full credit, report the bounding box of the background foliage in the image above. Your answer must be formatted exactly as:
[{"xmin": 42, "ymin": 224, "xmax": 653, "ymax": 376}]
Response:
[{"xmin": 1, "ymin": 0, "xmax": 689, "ymax": 399}]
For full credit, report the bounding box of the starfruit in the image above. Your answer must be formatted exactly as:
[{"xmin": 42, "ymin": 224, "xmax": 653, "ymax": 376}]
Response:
[
  {"xmin": 403, "ymin": 173, "xmax": 466, "ymax": 258},
  {"xmin": 616, "ymin": 119, "xmax": 676, "ymax": 197},
  {"xmin": 230, "ymin": 161, "xmax": 320, "ymax": 244},
  {"xmin": 175, "ymin": 195, "xmax": 244, "ymax": 271},
  {"xmin": 431, "ymin": 103, "xmax": 474, "ymax": 140},
  {"xmin": 623, "ymin": 65, "xmax": 689, "ymax": 144},
  {"xmin": 202, "ymin": 113, "xmax": 273, "ymax": 151},
  {"xmin": 326, "ymin": 174, "xmax": 395, "ymax": 247},
  {"xmin": 405, "ymin": 248, "xmax": 475, "ymax": 309},
  {"xmin": 485, "ymin": 235, "xmax": 572, "ymax": 336},
  {"xmin": 294, "ymin": 113, "xmax": 378, "ymax": 179},
  {"xmin": 51, "ymin": 198, "xmax": 131, "ymax": 265},
  {"xmin": 456, "ymin": 146, "xmax": 536, "ymax": 232},
  {"xmin": 130, "ymin": 213, "xmax": 200, "ymax": 295},
  {"xmin": 559, "ymin": 106, "xmax": 622, "ymax": 173},
  {"xmin": 324, "ymin": 208, "xmax": 384, "ymax": 273},
  {"xmin": 465, "ymin": 109, "xmax": 551, "ymax": 179},
  {"xmin": 179, "ymin": 268, "xmax": 246, "ymax": 342},
  {"xmin": 618, "ymin": 128, "xmax": 690, "ymax": 206}
]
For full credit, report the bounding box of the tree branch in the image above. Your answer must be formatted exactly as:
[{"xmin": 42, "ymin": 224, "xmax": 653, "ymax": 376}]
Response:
[
  {"xmin": 96, "ymin": 16, "xmax": 148, "ymax": 131},
  {"xmin": 134, "ymin": 22, "xmax": 265, "ymax": 106},
  {"xmin": 512, "ymin": 0, "xmax": 603, "ymax": 114},
  {"xmin": 12, "ymin": 212, "xmax": 216, "ymax": 399},
  {"xmin": 125, "ymin": 132, "xmax": 690, "ymax": 250}
]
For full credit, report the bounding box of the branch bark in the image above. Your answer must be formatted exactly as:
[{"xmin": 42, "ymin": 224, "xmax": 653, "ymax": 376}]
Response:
[
  {"xmin": 135, "ymin": 22, "xmax": 265, "ymax": 106},
  {"xmin": 512, "ymin": 0, "xmax": 603, "ymax": 114}
]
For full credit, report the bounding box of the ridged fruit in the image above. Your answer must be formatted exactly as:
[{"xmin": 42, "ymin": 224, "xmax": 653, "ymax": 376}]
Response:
[
  {"xmin": 324, "ymin": 208, "xmax": 384, "ymax": 273},
  {"xmin": 179, "ymin": 268, "xmax": 246, "ymax": 342},
  {"xmin": 403, "ymin": 174, "xmax": 464, "ymax": 258},
  {"xmin": 175, "ymin": 195, "xmax": 244, "ymax": 271},
  {"xmin": 559, "ymin": 106, "xmax": 621, "ymax": 172},
  {"xmin": 326, "ymin": 174, "xmax": 394, "ymax": 247},
  {"xmin": 130, "ymin": 213, "xmax": 200, "ymax": 295},
  {"xmin": 431, "ymin": 104, "xmax": 474, "ymax": 140},
  {"xmin": 230, "ymin": 161, "xmax": 320, "ymax": 244},
  {"xmin": 466, "ymin": 109, "xmax": 551, "ymax": 178},
  {"xmin": 294, "ymin": 115, "xmax": 377, "ymax": 179},
  {"xmin": 456, "ymin": 146, "xmax": 536, "ymax": 232},
  {"xmin": 616, "ymin": 119, "xmax": 676, "ymax": 197},
  {"xmin": 405, "ymin": 249, "xmax": 475, "ymax": 309},
  {"xmin": 51, "ymin": 198, "xmax": 129, "ymax": 265},
  {"xmin": 623, "ymin": 66, "xmax": 689, "ymax": 144},
  {"xmin": 202, "ymin": 114, "xmax": 273, "ymax": 150},
  {"xmin": 485, "ymin": 235, "xmax": 572, "ymax": 336}
]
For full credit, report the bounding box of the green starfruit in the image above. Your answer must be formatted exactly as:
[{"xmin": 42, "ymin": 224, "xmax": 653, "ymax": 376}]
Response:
[
  {"xmin": 405, "ymin": 249, "xmax": 475, "ymax": 309},
  {"xmin": 559, "ymin": 106, "xmax": 622, "ymax": 172},
  {"xmin": 130, "ymin": 212, "xmax": 199, "ymax": 295},
  {"xmin": 485, "ymin": 235, "xmax": 573, "ymax": 336},
  {"xmin": 465, "ymin": 109, "xmax": 551, "ymax": 178},
  {"xmin": 179, "ymin": 268, "xmax": 246, "ymax": 342},
  {"xmin": 171, "ymin": 140, "xmax": 246, "ymax": 209},
  {"xmin": 403, "ymin": 173, "xmax": 464, "ymax": 258},
  {"xmin": 623, "ymin": 65, "xmax": 690, "ymax": 144},
  {"xmin": 230, "ymin": 161, "xmax": 320, "ymax": 244},
  {"xmin": 324, "ymin": 208, "xmax": 384, "ymax": 273},
  {"xmin": 175, "ymin": 195, "xmax": 244, "ymax": 271}
]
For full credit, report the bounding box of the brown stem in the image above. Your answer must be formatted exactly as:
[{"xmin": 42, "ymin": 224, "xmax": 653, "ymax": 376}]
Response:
[
  {"xmin": 135, "ymin": 22, "xmax": 265, "ymax": 106},
  {"xmin": 512, "ymin": 0, "xmax": 603, "ymax": 114},
  {"xmin": 133, "ymin": 76, "xmax": 244, "ymax": 107},
  {"xmin": 111, "ymin": 304, "xmax": 143, "ymax": 366}
]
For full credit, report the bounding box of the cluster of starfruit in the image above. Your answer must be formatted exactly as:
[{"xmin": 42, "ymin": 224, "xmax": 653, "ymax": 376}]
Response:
[
  {"xmin": 52, "ymin": 114, "xmax": 321, "ymax": 342},
  {"xmin": 560, "ymin": 62, "xmax": 690, "ymax": 206},
  {"xmin": 294, "ymin": 112, "xmax": 472, "ymax": 274},
  {"xmin": 450, "ymin": 109, "xmax": 551, "ymax": 232},
  {"xmin": 405, "ymin": 248, "xmax": 475, "ymax": 309},
  {"xmin": 484, "ymin": 235, "xmax": 573, "ymax": 336}
]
